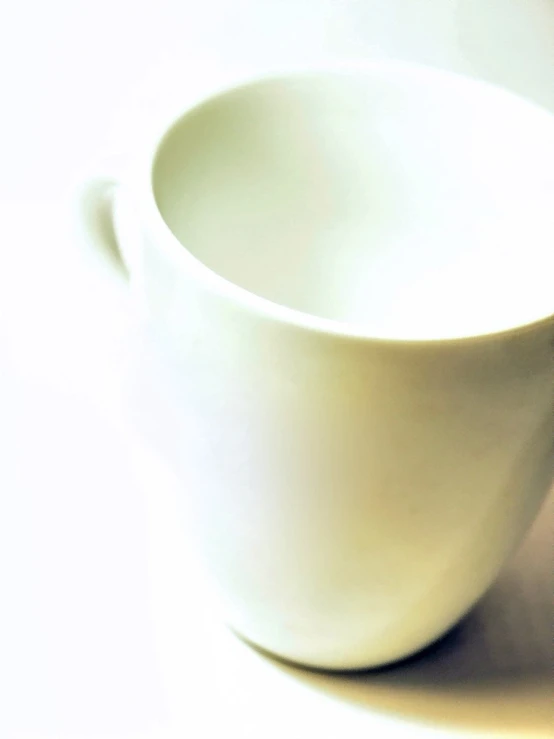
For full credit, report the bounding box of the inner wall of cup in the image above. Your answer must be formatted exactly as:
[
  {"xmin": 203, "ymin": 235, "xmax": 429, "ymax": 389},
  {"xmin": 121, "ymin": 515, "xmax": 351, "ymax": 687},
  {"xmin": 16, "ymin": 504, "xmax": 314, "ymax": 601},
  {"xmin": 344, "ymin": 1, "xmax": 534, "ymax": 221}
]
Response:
[{"xmin": 152, "ymin": 70, "xmax": 554, "ymax": 339}]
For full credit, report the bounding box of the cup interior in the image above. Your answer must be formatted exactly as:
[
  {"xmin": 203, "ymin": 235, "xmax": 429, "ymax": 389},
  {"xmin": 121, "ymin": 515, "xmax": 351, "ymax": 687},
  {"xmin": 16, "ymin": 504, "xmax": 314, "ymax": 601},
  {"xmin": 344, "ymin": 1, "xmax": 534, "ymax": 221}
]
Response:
[{"xmin": 152, "ymin": 66, "xmax": 554, "ymax": 339}]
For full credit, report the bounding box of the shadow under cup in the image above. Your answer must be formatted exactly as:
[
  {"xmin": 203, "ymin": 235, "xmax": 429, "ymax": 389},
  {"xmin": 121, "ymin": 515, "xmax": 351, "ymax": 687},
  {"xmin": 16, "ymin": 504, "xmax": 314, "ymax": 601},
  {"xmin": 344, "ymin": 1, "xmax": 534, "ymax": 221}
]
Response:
[{"xmin": 152, "ymin": 67, "xmax": 554, "ymax": 340}]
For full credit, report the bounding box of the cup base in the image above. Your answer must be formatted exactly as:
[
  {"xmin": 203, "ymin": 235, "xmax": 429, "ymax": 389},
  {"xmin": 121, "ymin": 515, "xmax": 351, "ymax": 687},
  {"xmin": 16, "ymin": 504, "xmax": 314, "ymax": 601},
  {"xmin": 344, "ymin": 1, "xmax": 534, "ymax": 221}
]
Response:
[{"xmin": 226, "ymin": 617, "xmax": 463, "ymax": 673}]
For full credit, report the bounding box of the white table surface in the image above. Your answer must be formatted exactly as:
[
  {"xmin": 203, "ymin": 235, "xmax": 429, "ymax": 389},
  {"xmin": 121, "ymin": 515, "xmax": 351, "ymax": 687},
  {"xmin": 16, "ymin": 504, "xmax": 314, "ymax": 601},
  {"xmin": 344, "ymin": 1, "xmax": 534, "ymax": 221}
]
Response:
[{"xmin": 0, "ymin": 3, "xmax": 553, "ymax": 737}]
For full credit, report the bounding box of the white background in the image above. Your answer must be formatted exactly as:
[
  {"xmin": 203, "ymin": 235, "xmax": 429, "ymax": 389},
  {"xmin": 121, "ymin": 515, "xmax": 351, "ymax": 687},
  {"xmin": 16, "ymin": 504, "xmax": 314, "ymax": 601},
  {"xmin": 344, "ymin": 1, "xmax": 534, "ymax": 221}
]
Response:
[{"xmin": 0, "ymin": 2, "xmax": 553, "ymax": 738}]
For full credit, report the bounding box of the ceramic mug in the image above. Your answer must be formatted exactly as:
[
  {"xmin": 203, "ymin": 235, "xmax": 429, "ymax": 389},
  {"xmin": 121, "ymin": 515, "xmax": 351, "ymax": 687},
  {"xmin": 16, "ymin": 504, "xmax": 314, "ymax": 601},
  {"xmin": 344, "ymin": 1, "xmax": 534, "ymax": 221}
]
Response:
[{"xmin": 78, "ymin": 60, "xmax": 554, "ymax": 670}]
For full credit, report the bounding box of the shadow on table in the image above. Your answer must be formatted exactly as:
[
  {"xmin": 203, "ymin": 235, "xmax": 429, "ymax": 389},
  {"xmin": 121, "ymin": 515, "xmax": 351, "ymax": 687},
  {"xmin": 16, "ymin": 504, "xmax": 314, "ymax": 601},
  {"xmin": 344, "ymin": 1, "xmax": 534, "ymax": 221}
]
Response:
[{"xmin": 266, "ymin": 492, "xmax": 554, "ymax": 737}]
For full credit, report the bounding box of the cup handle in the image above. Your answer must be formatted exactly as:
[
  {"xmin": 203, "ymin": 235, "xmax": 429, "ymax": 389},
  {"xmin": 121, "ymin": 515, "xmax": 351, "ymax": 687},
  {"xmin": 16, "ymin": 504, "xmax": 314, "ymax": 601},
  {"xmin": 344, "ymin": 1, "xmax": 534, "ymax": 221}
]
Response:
[{"xmin": 76, "ymin": 176, "xmax": 132, "ymax": 283}]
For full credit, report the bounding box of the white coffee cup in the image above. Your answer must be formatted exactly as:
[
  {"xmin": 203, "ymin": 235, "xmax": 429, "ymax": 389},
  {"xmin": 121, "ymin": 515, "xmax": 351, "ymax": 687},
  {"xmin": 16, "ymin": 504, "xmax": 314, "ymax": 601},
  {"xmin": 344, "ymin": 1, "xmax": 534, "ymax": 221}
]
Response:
[{"xmin": 78, "ymin": 60, "xmax": 554, "ymax": 670}]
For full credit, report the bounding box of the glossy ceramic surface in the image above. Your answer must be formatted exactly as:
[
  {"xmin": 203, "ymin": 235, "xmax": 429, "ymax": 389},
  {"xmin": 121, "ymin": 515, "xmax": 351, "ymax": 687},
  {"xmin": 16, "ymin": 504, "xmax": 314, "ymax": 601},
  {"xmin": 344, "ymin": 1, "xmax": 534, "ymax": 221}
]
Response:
[{"xmin": 78, "ymin": 60, "xmax": 554, "ymax": 669}]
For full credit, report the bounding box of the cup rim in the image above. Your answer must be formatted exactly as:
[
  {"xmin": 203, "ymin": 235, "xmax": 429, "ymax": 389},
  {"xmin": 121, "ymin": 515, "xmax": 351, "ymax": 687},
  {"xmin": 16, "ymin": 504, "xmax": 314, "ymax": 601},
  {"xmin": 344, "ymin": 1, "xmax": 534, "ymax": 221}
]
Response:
[{"xmin": 136, "ymin": 58, "xmax": 554, "ymax": 345}]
